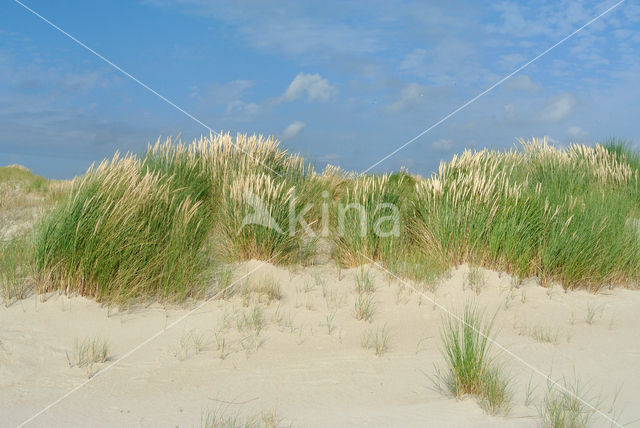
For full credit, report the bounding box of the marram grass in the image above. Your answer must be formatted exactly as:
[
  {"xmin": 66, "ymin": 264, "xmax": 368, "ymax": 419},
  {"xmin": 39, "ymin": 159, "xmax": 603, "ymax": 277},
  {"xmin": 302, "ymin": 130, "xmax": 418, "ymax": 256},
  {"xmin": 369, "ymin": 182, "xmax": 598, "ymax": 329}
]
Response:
[
  {"xmin": 23, "ymin": 135, "xmax": 640, "ymax": 304},
  {"xmin": 410, "ymin": 138, "xmax": 640, "ymax": 291},
  {"xmin": 34, "ymin": 154, "xmax": 212, "ymax": 303},
  {"xmin": 31, "ymin": 133, "xmax": 321, "ymax": 303},
  {"xmin": 332, "ymin": 173, "xmax": 409, "ymax": 267},
  {"xmin": 433, "ymin": 302, "xmax": 513, "ymax": 415}
]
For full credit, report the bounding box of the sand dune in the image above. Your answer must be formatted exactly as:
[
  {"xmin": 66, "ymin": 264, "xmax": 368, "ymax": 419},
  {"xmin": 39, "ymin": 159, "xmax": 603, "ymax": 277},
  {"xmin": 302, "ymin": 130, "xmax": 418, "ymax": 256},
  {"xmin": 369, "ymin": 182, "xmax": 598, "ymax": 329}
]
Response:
[{"xmin": 2, "ymin": 261, "xmax": 639, "ymax": 427}]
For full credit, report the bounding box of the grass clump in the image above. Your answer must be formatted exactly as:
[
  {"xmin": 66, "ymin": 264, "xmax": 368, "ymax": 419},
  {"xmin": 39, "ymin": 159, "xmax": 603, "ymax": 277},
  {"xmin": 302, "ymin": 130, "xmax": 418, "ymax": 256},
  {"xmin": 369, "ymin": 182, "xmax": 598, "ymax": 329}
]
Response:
[
  {"xmin": 412, "ymin": 138, "xmax": 640, "ymax": 291},
  {"xmin": 354, "ymin": 267, "xmax": 375, "ymax": 294},
  {"xmin": 332, "ymin": 174, "xmax": 406, "ymax": 267},
  {"xmin": 32, "ymin": 134, "xmax": 320, "ymax": 304},
  {"xmin": 33, "ymin": 154, "xmax": 212, "ymax": 304},
  {"xmin": 0, "ymin": 236, "xmax": 32, "ymax": 305},
  {"xmin": 251, "ymin": 277, "xmax": 283, "ymax": 303},
  {"xmin": 516, "ymin": 322, "xmax": 559, "ymax": 344},
  {"xmin": 173, "ymin": 329, "xmax": 208, "ymax": 360},
  {"xmin": 354, "ymin": 293, "xmax": 375, "ymax": 322},
  {"xmin": 477, "ymin": 364, "xmax": 513, "ymax": 415},
  {"xmin": 26, "ymin": 135, "xmax": 640, "ymax": 305},
  {"xmin": 585, "ymin": 303, "xmax": 603, "ymax": 325},
  {"xmin": 201, "ymin": 407, "xmax": 281, "ymax": 428},
  {"xmin": 214, "ymin": 265, "xmax": 236, "ymax": 299},
  {"xmin": 601, "ymin": 138, "xmax": 640, "ymax": 178},
  {"xmin": 67, "ymin": 336, "xmax": 109, "ymax": 378},
  {"xmin": 210, "ymin": 134, "xmax": 323, "ymax": 264},
  {"xmin": 433, "ymin": 302, "xmax": 513, "ymax": 415},
  {"xmin": 538, "ymin": 378, "xmax": 596, "ymax": 428},
  {"xmin": 361, "ymin": 324, "xmax": 390, "ymax": 356},
  {"xmin": 528, "ymin": 326, "xmax": 559, "ymax": 345},
  {"xmin": 464, "ymin": 265, "xmax": 486, "ymax": 294},
  {"xmin": 236, "ymin": 305, "xmax": 265, "ymax": 335},
  {"xmin": 219, "ymin": 172, "xmax": 318, "ymax": 264},
  {"xmin": 236, "ymin": 304, "xmax": 266, "ymax": 353}
]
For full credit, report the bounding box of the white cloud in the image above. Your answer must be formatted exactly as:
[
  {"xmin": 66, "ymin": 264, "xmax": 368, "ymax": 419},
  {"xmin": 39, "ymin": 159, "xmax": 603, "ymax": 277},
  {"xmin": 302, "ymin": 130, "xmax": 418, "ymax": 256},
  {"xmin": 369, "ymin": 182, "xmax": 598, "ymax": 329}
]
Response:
[
  {"xmin": 543, "ymin": 135, "xmax": 563, "ymax": 147},
  {"xmin": 431, "ymin": 138, "xmax": 454, "ymax": 152},
  {"xmin": 146, "ymin": 1, "xmax": 383, "ymax": 60},
  {"xmin": 282, "ymin": 73, "xmax": 337, "ymax": 102},
  {"xmin": 538, "ymin": 93, "xmax": 577, "ymax": 122},
  {"xmin": 567, "ymin": 126, "xmax": 588, "ymax": 140},
  {"xmin": 489, "ymin": 1, "xmax": 591, "ymax": 39},
  {"xmin": 398, "ymin": 39, "xmax": 481, "ymax": 85},
  {"xmin": 225, "ymin": 100, "xmax": 261, "ymax": 118},
  {"xmin": 190, "ymin": 80, "xmax": 262, "ymax": 120},
  {"xmin": 387, "ymin": 83, "xmax": 429, "ymax": 112},
  {"xmin": 506, "ymin": 75, "xmax": 541, "ymax": 92},
  {"xmin": 280, "ymin": 121, "xmax": 306, "ymax": 141}
]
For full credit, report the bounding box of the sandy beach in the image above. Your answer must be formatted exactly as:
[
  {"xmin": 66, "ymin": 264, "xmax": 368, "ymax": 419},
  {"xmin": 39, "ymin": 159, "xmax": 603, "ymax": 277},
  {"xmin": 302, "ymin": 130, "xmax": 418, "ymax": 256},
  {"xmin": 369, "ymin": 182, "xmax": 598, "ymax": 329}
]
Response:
[
  {"xmin": 2, "ymin": 261, "xmax": 639, "ymax": 427},
  {"xmin": 3, "ymin": 0, "xmax": 640, "ymax": 426}
]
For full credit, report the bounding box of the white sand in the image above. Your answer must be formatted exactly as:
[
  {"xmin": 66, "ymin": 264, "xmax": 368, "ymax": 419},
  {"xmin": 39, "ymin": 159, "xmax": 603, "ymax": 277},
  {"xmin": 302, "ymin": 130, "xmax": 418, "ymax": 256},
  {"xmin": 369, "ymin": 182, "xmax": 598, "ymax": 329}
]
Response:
[{"xmin": 2, "ymin": 261, "xmax": 639, "ymax": 427}]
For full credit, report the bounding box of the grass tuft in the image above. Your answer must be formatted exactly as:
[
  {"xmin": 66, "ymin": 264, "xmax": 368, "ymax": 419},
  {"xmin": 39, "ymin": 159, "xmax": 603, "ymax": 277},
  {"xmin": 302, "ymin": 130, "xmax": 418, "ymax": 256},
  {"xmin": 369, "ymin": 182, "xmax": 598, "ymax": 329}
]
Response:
[
  {"xmin": 33, "ymin": 152, "xmax": 213, "ymax": 304},
  {"xmin": 251, "ymin": 277, "xmax": 283, "ymax": 303},
  {"xmin": 332, "ymin": 174, "xmax": 406, "ymax": 267},
  {"xmin": 538, "ymin": 378, "xmax": 595, "ymax": 428},
  {"xmin": 0, "ymin": 236, "xmax": 32, "ymax": 305},
  {"xmin": 354, "ymin": 293, "xmax": 375, "ymax": 322},
  {"xmin": 201, "ymin": 406, "xmax": 281, "ymax": 428},
  {"xmin": 31, "ymin": 134, "xmax": 319, "ymax": 304},
  {"xmin": 516, "ymin": 323, "xmax": 559, "ymax": 344},
  {"xmin": 464, "ymin": 265, "xmax": 486, "ymax": 294},
  {"xmin": 361, "ymin": 324, "xmax": 390, "ymax": 356},
  {"xmin": 477, "ymin": 364, "xmax": 513, "ymax": 415},
  {"xmin": 585, "ymin": 303, "xmax": 603, "ymax": 325},
  {"xmin": 67, "ymin": 336, "xmax": 109, "ymax": 378},
  {"xmin": 411, "ymin": 138, "xmax": 640, "ymax": 291},
  {"xmin": 433, "ymin": 302, "xmax": 513, "ymax": 415},
  {"xmin": 355, "ymin": 267, "xmax": 375, "ymax": 294}
]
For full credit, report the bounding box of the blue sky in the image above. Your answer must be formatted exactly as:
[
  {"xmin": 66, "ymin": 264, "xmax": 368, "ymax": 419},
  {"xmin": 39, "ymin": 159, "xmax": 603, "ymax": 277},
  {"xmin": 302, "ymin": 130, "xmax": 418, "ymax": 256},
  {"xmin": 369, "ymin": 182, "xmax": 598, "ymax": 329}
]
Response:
[{"xmin": 1, "ymin": 0, "xmax": 639, "ymax": 179}]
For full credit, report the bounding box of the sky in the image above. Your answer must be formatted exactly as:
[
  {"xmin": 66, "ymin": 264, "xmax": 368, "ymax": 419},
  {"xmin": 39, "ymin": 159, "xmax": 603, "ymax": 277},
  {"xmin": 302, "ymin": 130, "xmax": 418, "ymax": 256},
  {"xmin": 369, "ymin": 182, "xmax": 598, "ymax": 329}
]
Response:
[{"xmin": 1, "ymin": 0, "xmax": 639, "ymax": 179}]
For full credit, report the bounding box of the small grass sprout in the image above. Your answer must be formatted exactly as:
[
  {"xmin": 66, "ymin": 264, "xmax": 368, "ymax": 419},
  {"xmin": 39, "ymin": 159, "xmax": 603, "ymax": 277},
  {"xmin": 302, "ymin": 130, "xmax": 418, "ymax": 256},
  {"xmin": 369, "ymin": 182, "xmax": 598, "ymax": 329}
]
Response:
[
  {"xmin": 201, "ymin": 406, "xmax": 281, "ymax": 428},
  {"xmin": 67, "ymin": 336, "xmax": 109, "ymax": 378},
  {"xmin": 538, "ymin": 378, "xmax": 596, "ymax": 428},
  {"xmin": 361, "ymin": 324, "xmax": 390, "ymax": 356},
  {"xmin": 354, "ymin": 293, "xmax": 375, "ymax": 322},
  {"xmin": 585, "ymin": 303, "xmax": 603, "ymax": 325},
  {"xmin": 464, "ymin": 265, "xmax": 486, "ymax": 294},
  {"xmin": 252, "ymin": 277, "xmax": 283, "ymax": 303},
  {"xmin": 355, "ymin": 267, "xmax": 375, "ymax": 294}
]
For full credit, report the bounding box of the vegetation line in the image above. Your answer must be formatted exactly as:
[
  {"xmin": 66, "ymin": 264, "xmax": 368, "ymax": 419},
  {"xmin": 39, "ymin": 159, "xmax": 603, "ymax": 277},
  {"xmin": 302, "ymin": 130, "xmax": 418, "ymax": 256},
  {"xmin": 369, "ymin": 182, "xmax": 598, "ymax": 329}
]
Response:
[{"xmin": 1, "ymin": 135, "xmax": 639, "ymax": 307}]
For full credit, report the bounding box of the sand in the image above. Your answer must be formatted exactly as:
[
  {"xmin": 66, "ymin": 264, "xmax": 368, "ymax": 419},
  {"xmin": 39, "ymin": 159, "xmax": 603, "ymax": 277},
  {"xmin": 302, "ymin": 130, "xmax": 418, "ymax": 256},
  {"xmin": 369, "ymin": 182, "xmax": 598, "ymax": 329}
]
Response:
[{"xmin": 2, "ymin": 261, "xmax": 639, "ymax": 427}]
